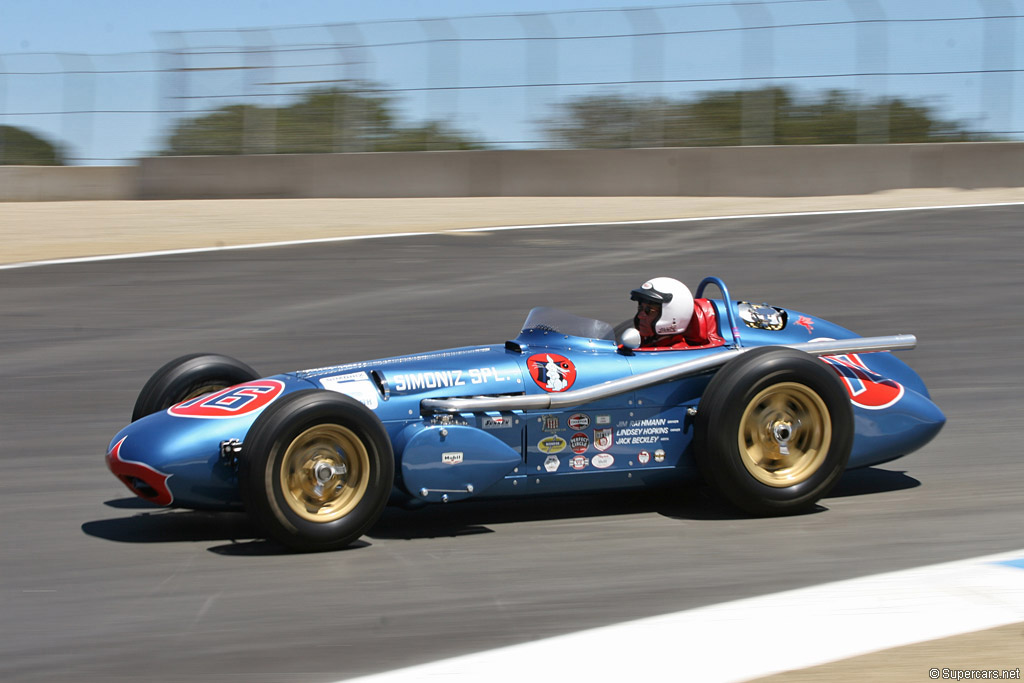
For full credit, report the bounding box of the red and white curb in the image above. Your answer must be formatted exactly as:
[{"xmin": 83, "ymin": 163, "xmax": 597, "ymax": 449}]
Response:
[{"xmin": 340, "ymin": 549, "xmax": 1024, "ymax": 682}]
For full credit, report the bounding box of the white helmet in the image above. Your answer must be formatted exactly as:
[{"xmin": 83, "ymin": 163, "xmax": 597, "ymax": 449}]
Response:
[{"xmin": 630, "ymin": 277, "xmax": 694, "ymax": 335}]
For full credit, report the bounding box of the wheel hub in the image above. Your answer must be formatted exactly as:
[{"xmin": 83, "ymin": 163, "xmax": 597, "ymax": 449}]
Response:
[
  {"xmin": 314, "ymin": 460, "xmax": 347, "ymax": 483},
  {"xmin": 770, "ymin": 420, "xmax": 795, "ymax": 455}
]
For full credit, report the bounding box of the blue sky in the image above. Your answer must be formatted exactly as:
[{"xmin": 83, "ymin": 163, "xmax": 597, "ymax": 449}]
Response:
[{"xmin": 1, "ymin": 0, "xmax": 1020, "ymax": 163}]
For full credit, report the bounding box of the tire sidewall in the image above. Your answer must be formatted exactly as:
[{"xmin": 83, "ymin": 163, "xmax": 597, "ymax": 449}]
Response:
[
  {"xmin": 132, "ymin": 353, "xmax": 260, "ymax": 421},
  {"xmin": 695, "ymin": 347, "xmax": 853, "ymax": 515},
  {"xmin": 240, "ymin": 390, "xmax": 394, "ymax": 552}
]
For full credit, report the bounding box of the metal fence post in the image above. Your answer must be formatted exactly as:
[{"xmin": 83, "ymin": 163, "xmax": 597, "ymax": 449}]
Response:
[
  {"xmin": 732, "ymin": 0, "xmax": 775, "ymax": 146},
  {"xmin": 57, "ymin": 53, "xmax": 95, "ymax": 164},
  {"xmin": 624, "ymin": 7, "xmax": 665, "ymax": 148},
  {"xmin": 846, "ymin": 0, "xmax": 888, "ymax": 143},
  {"xmin": 0, "ymin": 56, "xmax": 6, "ymax": 163},
  {"xmin": 154, "ymin": 31, "xmax": 189, "ymax": 155},
  {"xmin": 419, "ymin": 17, "xmax": 459, "ymax": 150},
  {"xmin": 979, "ymin": 0, "xmax": 1017, "ymax": 139},
  {"xmin": 517, "ymin": 12, "xmax": 558, "ymax": 149},
  {"xmin": 240, "ymin": 29, "xmax": 275, "ymax": 155},
  {"xmin": 327, "ymin": 22, "xmax": 369, "ymax": 153}
]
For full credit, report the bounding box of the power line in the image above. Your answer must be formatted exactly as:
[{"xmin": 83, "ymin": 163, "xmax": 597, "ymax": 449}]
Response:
[
  {"xmin": 7, "ymin": 67, "xmax": 1022, "ymax": 115},
  {"xmin": 161, "ymin": 14, "xmax": 1024, "ymax": 56},
  {"xmin": 176, "ymin": 1, "xmax": 833, "ymax": 35},
  {"xmin": 4, "ymin": 13, "xmax": 1023, "ymax": 75}
]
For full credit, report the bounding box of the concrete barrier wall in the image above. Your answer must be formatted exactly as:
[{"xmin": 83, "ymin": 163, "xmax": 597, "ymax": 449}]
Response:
[
  {"xmin": 134, "ymin": 143, "xmax": 1024, "ymax": 199},
  {"xmin": 4, "ymin": 143, "xmax": 1024, "ymax": 201},
  {"xmin": 0, "ymin": 165, "xmax": 135, "ymax": 201}
]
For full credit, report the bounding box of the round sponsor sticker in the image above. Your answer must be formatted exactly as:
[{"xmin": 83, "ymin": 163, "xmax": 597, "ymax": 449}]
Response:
[
  {"xmin": 654, "ymin": 449, "xmax": 666, "ymax": 463},
  {"xmin": 168, "ymin": 380, "xmax": 285, "ymax": 419},
  {"xmin": 570, "ymin": 455, "xmax": 589, "ymax": 470},
  {"xmin": 567, "ymin": 413, "xmax": 591, "ymax": 430},
  {"xmin": 592, "ymin": 453, "xmax": 614, "ymax": 469},
  {"xmin": 527, "ymin": 353, "xmax": 577, "ymax": 393},
  {"xmin": 570, "ymin": 432, "xmax": 589, "ymax": 454},
  {"xmin": 637, "ymin": 450, "xmax": 651, "ymax": 465}
]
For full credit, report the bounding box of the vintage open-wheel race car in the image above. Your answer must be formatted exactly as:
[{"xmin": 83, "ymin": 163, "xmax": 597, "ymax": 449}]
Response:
[{"xmin": 106, "ymin": 277, "xmax": 945, "ymax": 552}]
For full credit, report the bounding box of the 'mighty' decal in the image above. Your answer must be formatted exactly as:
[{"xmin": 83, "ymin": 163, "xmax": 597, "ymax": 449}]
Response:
[
  {"xmin": 168, "ymin": 380, "xmax": 285, "ymax": 419},
  {"xmin": 821, "ymin": 353, "xmax": 905, "ymax": 410},
  {"xmin": 527, "ymin": 353, "xmax": 577, "ymax": 393}
]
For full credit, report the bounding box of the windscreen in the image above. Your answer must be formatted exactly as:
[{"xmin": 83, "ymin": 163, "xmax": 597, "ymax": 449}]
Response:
[{"xmin": 520, "ymin": 307, "xmax": 616, "ymax": 341}]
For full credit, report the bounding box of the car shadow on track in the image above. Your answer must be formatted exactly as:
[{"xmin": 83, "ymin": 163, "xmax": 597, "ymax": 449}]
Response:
[
  {"xmin": 367, "ymin": 467, "xmax": 920, "ymax": 540},
  {"xmin": 82, "ymin": 467, "xmax": 919, "ymax": 553},
  {"xmin": 827, "ymin": 467, "xmax": 920, "ymax": 498},
  {"xmin": 371, "ymin": 484, "xmax": 791, "ymax": 540},
  {"xmin": 84, "ymin": 505, "xmax": 261, "ymax": 543},
  {"xmin": 367, "ymin": 489, "xmax": 690, "ymax": 542},
  {"xmin": 82, "ymin": 508, "xmax": 314, "ymax": 555}
]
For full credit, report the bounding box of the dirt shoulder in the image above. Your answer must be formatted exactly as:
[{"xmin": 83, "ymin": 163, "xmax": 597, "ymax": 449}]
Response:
[{"xmin": 3, "ymin": 187, "xmax": 1022, "ymax": 266}]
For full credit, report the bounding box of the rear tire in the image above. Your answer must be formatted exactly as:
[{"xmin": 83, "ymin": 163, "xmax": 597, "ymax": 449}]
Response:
[
  {"xmin": 694, "ymin": 347, "xmax": 853, "ymax": 516},
  {"xmin": 239, "ymin": 390, "xmax": 394, "ymax": 552},
  {"xmin": 132, "ymin": 353, "xmax": 260, "ymax": 421}
]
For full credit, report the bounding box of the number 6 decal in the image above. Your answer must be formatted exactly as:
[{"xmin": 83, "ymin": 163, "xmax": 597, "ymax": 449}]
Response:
[{"xmin": 168, "ymin": 380, "xmax": 285, "ymax": 419}]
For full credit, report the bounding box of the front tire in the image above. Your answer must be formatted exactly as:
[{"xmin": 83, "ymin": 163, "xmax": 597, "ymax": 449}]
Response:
[
  {"xmin": 132, "ymin": 353, "xmax": 260, "ymax": 421},
  {"xmin": 694, "ymin": 347, "xmax": 853, "ymax": 516},
  {"xmin": 239, "ymin": 390, "xmax": 394, "ymax": 552}
]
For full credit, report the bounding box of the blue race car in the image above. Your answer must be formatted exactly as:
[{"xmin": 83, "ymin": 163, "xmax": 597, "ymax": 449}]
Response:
[{"xmin": 106, "ymin": 277, "xmax": 944, "ymax": 552}]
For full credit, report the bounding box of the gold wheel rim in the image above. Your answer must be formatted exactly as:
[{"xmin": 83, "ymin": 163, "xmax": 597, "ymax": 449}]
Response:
[
  {"xmin": 738, "ymin": 382, "xmax": 831, "ymax": 488},
  {"xmin": 279, "ymin": 424, "xmax": 370, "ymax": 523}
]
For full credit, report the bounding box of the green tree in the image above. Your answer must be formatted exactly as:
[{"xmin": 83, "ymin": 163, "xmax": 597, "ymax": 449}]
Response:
[
  {"xmin": 0, "ymin": 126, "xmax": 65, "ymax": 165},
  {"xmin": 544, "ymin": 87, "xmax": 982, "ymax": 148},
  {"xmin": 161, "ymin": 88, "xmax": 484, "ymax": 155}
]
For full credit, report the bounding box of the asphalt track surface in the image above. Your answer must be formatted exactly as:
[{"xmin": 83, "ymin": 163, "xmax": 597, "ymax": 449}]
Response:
[{"xmin": 1, "ymin": 205, "xmax": 1022, "ymax": 682}]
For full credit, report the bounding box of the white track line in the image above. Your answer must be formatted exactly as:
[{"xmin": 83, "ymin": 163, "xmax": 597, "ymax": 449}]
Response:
[
  {"xmin": 3, "ymin": 200, "xmax": 1024, "ymax": 271},
  {"xmin": 338, "ymin": 549, "xmax": 1024, "ymax": 683}
]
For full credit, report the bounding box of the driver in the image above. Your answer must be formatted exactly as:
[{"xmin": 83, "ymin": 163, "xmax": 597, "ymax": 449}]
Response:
[{"xmin": 630, "ymin": 277, "xmax": 694, "ymax": 347}]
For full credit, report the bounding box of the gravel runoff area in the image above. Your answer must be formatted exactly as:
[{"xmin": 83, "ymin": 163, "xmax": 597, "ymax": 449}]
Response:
[
  {"xmin": 3, "ymin": 187, "xmax": 1024, "ymax": 266},
  {"xmin": 3, "ymin": 187, "xmax": 1022, "ymax": 680}
]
